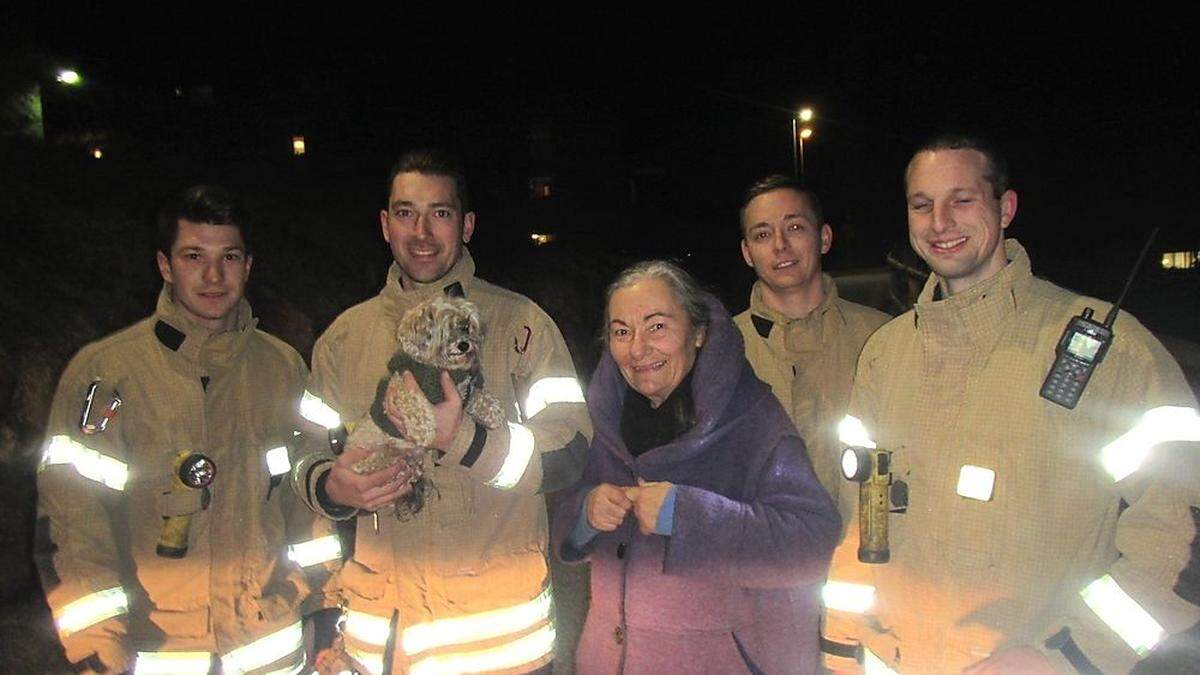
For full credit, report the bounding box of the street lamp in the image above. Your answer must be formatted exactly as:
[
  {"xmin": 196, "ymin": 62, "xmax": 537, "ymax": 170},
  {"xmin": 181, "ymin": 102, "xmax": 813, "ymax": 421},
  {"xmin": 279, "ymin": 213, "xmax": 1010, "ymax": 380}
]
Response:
[
  {"xmin": 792, "ymin": 107, "xmax": 815, "ymax": 181},
  {"xmin": 56, "ymin": 70, "xmax": 81, "ymax": 86}
]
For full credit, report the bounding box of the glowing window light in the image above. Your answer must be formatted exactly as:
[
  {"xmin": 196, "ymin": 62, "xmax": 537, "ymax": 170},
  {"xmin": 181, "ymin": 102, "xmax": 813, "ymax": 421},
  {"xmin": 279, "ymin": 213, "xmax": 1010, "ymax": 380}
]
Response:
[
  {"xmin": 1161, "ymin": 251, "xmax": 1197, "ymax": 270},
  {"xmin": 292, "ymin": 136, "xmax": 306, "ymax": 156}
]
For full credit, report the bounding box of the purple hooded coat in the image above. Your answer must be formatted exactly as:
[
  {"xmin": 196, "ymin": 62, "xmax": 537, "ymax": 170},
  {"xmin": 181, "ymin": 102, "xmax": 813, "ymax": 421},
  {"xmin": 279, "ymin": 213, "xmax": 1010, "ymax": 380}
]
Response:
[{"xmin": 553, "ymin": 296, "xmax": 841, "ymax": 674}]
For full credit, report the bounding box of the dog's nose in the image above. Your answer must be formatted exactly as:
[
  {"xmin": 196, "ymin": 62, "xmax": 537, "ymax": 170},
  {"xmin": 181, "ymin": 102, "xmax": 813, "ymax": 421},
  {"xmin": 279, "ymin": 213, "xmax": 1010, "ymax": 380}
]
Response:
[{"xmin": 457, "ymin": 341, "xmax": 470, "ymax": 353}]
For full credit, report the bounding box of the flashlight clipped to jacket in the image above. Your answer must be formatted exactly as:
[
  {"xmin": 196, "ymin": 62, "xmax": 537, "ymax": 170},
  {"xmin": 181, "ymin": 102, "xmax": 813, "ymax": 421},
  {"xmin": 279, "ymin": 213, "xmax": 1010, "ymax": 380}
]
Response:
[
  {"xmin": 156, "ymin": 452, "xmax": 216, "ymax": 558},
  {"xmin": 839, "ymin": 415, "xmax": 904, "ymax": 564}
]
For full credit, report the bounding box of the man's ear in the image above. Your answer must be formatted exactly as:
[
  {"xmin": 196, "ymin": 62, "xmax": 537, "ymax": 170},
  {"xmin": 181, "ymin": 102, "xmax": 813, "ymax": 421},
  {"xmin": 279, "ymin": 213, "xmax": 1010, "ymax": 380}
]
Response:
[
  {"xmin": 462, "ymin": 212, "xmax": 476, "ymax": 243},
  {"xmin": 1000, "ymin": 189, "xmax": 1018, "ymax": 229},
  {"xmin": 156, "ymin": 250, "xmax": 173, "ymax": 284},
  {"xmin": 740, "ymin": 239, "xmax": 754, "ymax": 268},
  {"xmin": 820, "ymin": 223, "xmax": 833, "ymax": 255}
]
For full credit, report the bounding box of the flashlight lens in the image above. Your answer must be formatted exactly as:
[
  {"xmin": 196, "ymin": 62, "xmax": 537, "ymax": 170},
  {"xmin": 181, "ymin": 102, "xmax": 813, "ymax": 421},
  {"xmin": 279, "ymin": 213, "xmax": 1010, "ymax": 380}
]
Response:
[{"xmin": 841, "ymin": 448, "xmax": 859, "ymax": 480}]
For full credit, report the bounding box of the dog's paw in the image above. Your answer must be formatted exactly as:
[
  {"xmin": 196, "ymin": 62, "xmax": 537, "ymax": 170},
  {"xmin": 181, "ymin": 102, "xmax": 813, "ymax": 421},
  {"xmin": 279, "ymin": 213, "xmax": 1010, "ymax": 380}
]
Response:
[
  {"xmin": 384, "ymin": 373, "xmax": 437, "ymax": 445},
  {"xmin": 466, "ymin": 390, "xmax": 507, "ymax": 430}
]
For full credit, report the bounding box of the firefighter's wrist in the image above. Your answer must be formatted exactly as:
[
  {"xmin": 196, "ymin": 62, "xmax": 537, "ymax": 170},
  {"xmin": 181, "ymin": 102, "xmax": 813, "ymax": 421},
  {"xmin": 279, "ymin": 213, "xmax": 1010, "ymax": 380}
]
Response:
[
  {"xmin": 438, "ymin": 418, "xmax": 480, "ymax": 466},
  {"xmin": 315, "ymin": 467, "xmax": 357, "ymax": 519}
]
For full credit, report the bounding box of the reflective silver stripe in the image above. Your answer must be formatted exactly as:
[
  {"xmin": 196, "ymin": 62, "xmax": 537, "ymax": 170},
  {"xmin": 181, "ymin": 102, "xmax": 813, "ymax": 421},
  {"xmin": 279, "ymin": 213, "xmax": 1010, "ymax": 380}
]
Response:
[
  {"xmin": 54, "ymin": 586, "xmax": 128, "ymax": 636},
  {"xmin": 524, "ymin": 377, "xmax": 585, "ymax": 419},
  {"xmin": 486, "ymin": 422, "xmax": 536, "ymax": 489},
  {"xmin": 409, "ymin": 623, "xmax": 556, "ymax": 675},
  {"xmin": 1102, "ymin": 406, "xmax": 1200, "ymax": 482},
  {"xmin": 134, "ymin": 651, "xmax": 212, "ymax": 674},
  {"xmin": 863, "ymin": 648, "xmax": 900, "ymax": 675},
  {"xmin": 403, "ymin": 585, "xmax": 553, "ymax": 655},
  {"xmin": 266, "ymin": 446, "xmax": 291, "ymax": 476},
  {"xmin": 287, "ymin": 534, "xmax": 342, "ymax": 567},
  {"xmin": 299, "ymin": 391, "xmax": 342, "ymax": 429},
  {"xmin": 345, "ymin": 609, "xmax": 391, "ymax": 646},
  {"xmin": 1081, "ymin": 574, "xmax": 1165, "ymax": 655},
  {"xmin": 40, "ymin": 435, "xmax": 128, "ymax": 490},
  {"xmin": 221, "ymin": 620, "xmax": 304, "ymax": 674},
  {"xmin": 838, "ymin": 415, "xmax": 877, "ymax": 449},
  {"xmin": 346, "ymin": 647, "xmax": 385, "ymax": 675},
  {"xmin": 955, "ymin": 465, "xmax": 996, "ymax": 501},
  {"xmin": 822, "ymin": 581, "xmax": 875, "ymax": 614}
]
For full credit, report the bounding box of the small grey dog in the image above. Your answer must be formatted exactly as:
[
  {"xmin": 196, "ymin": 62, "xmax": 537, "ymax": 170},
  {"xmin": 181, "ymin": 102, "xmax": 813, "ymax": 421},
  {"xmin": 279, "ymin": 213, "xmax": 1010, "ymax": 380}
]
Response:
[{"xmin": 345, "ymin": 296, "xmax": 505, "ymax": 517}]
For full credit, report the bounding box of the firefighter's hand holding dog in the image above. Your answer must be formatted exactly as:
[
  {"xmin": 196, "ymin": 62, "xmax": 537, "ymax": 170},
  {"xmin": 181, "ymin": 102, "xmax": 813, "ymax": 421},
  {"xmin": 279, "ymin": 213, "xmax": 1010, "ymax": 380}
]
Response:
[
  {"xmin": 385, "ymin": 370, "xmax": 464, "ymax": 450},
  {"xmin": 326, "ymin": 444, "xmax": 412, "ymax": 511}
]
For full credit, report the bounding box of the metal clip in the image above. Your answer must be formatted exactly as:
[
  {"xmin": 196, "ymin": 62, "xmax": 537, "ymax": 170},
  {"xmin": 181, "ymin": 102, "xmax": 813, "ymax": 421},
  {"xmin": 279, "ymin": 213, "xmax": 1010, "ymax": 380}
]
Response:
[{"xmin": 79, "ymin": 379, "xmax": 122, "ymax": 435}]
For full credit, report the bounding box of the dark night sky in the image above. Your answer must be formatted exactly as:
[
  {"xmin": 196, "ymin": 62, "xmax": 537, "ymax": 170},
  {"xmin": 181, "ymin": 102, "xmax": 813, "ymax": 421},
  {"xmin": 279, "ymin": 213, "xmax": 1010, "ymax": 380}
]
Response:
[{"xmin": 10, "ymin": 6, "xmax": 1199, "ymax": 337}]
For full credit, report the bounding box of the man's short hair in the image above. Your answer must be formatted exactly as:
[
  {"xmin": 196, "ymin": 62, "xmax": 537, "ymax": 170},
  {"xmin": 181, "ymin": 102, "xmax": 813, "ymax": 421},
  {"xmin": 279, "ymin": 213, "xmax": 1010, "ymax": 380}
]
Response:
[
  {"xmin": 157, "ymin": 185, "xmax": 252, "ymax": 255},
  {"xmin": 907, "ymin": 133, "xmax": 1009, "ymax": 198},
  {"xmin": 738, "ymin": 174, "xmax": 825, "ymax": 234},
  {"xmin": 386, "ymin": 149, "xmax": 471, "ymax": 213}
]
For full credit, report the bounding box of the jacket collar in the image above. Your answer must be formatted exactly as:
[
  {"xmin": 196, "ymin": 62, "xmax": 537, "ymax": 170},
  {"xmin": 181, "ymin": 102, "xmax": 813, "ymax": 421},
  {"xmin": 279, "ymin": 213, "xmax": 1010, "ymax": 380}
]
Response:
[
  {"xmin": 380, "ymin": 249, "xmax": 476, "ymax": 315},
  {"xmin": 748, "ymin": 274, "xmax": 846, "ymax": 353},
  {"xmin": 912, "ymin": 239, "xmax": 1031, "ymax": 350},
  {"xmin": 154, "ymin": 284, "xmax": 256, "ymax": 375}
]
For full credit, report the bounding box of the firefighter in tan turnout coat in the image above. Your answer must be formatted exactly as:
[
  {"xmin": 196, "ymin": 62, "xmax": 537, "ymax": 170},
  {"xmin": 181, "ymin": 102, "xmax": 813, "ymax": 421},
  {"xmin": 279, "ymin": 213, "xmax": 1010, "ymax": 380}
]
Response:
[
  {"xmin": 36, "ymin": 186, "xmax": 339, "ymax": 674},
  {"xmin": 823, "ymin": 137, "xmax": 1200, "ymax": 673},
  {"xmin": 292, "ymin": 150, "xmax": 590, "ymax": 674}
]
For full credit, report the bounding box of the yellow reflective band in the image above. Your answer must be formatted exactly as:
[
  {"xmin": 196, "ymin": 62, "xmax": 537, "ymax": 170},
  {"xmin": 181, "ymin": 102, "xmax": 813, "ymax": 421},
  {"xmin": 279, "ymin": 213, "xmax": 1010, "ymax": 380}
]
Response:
[
  {"xmin": 1081, "ymin": 574, "xmax": 1165, "ymax": 655},
  {"xmin": 345, "ymin": 609, "xmax": 392, "ymax": 646},
  {"xmin": 403, "ymin": 585, "xmax": 553, "ymax": 656},
  {"xmin": 346, "ymin": 647, "xmax": 385, "ymax": 675},
  {"xmin": 524, "ymin": 377, "xmax": 585, "ymax": 419},
  {"xmin": 287, "ymin": 534, "xmax": 342, "ymax": 567},
  {"xmin": 300, "ymin": 391, "xmax": 342, "ymax": 429},
  {"xmin": 863, "ymin": 648, "xmax": 900, "ymax": 675},
  {"xmin": 408, "ymin": 623, "xmax": 556, "ymax": 675},
  {"xmin": 838, "ymin": 415, "xmax": 877, "ymax": 449},
  {"xmin": 134, "ymin": 651, "xmax": 212, "ymax": 674},
  {"xmin": 221, "ymin": 620, "xmax": 304, "ymax": 674},
  {"xmin": 266, "ymin": 445, "xmax": 291, "ymax": 476},
  {"xmin": 486, "ymin": 422, "xmax": 536, "ymax": 489},
  {"xmin": 1102, "ymin": 406, "xmax": 1200, "ymax": 482},
  {"xmin": 822, "ymin": 581, "xmax": 875, "ymax": 614},
  {"xmin": 41, "ymin": 435, "xmax": 128, "ymax": 490},
  {"xmin": 955, "ymin": 465, "xmax": 996, "ymax": 501},
  {"xmin": 55, "ymin": 586, "xmax": 128, "ymax": 636}
]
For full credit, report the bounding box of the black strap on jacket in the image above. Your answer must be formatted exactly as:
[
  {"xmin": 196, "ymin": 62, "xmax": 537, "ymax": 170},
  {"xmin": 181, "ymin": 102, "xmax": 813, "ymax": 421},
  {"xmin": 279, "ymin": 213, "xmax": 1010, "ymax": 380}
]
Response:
[{"xmin": 1045, "ymin": 627, "xmax": 1103, "ymax": 675}]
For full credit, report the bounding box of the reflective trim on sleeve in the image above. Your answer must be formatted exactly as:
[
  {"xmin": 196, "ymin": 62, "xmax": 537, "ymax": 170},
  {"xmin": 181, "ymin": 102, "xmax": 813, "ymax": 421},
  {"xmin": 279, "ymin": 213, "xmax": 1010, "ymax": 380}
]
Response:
[
  {"xmin": 265, "ymin": 446, "xmax": 291, "ymax": 477},
  {"xmin": 220, "ymin": 620, "xmax": 304, "ymax": 674},
  {"xmin": 409, "ymin": 623, "xmax": 556, "ymax": 675},
  {"xmin": 1080, "ymin": 574, "xmax": 1165, "ymax": 655},
  {"xmin": 822, "ymin": 581, "xmax": 876, "ymax": 614},
  {"xmin": 402, "ymin": 585, "xmax": 553, "ymax": 656},
  {"xmin": 287, "ymin": 534, "xmax": 343, "ymax": 567},
  {"xmin": 955, "ymin": 465, "xmax": 996, "ymax": 501},
  {"xmin": 485, "ymin": 422, "xmax": 536, "ymax": 489},
  {"xmin": 54, "ymin": 586, "xmax": 129, "ymax": 636},
  {"xmin": 299, "ymin": 391, "xmax": 342, "ymax": 429},
  {"xmin": 1102, "ymin": 406, "xmax": 1200, "ymax": 482},
  {"xmin": 524, "ymin": 377, "xmax": 585, "ymax": 419},
  {"xmin": 345, "ymin": 610, "xmax": 392, "ymax": 647},
  {"xmin": 40, "ymin": 435, "xmax": 128, "ymax": 491},
  {"xmin": 838, "ymin": 415, "xmax": 878, "ymax": 449},
  {"xmin": 346, "ymin": 647, "xmax": 385, "ymax": 675},
  {"xmin": 134, "ymin": 651, "xmax": 212, "ymax": 674},
  {"xmin": 863, "ymin": 648, "xmax": 900, "ymax": 675}
]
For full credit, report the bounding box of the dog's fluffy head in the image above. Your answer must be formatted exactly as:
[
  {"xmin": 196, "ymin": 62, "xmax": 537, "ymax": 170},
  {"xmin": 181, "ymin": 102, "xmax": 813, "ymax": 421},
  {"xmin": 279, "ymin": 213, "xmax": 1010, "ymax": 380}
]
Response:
[{"xmin": 396, "ymin": 296, "xmax": 485, "ymax": 370}]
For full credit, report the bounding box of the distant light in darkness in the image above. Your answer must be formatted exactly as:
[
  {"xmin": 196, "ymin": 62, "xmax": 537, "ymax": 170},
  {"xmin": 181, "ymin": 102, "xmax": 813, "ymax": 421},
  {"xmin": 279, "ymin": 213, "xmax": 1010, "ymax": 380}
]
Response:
[
  {"xmin": 798, "ymin": 107, "xmax": 814, "ymax": 122},
  {"xmin": 799, "ymin": 127, "xmax": 814, "ymax": 140},
  {"xmin": 91, "ymin": 147, "xmax": 103, "ymax": 159},
  {"xmin": 292, "ymin": 136, "xmax": 306, "ymax": 156},
  {"xmin": 1161, "ymin": 251, "xmax": 1197, "ymax": 269},
  {"xmin": 530, "ymin": 233, "xmax": 554, "ymax": 246},
  {"xmin": 56, "ymin": 70, "xmax": 81, "ymax": 85}
]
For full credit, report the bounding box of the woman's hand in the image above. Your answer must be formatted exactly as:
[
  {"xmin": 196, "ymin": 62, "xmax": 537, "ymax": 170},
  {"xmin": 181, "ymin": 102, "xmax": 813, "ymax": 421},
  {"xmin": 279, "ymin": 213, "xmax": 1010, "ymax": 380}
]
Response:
[
  {"xmin": 626, "ymin": 479, "xmax": 674, "ymax": 535},
  {"xmin": 585, "ymin": 483, "xmax": 634, "ymax": 531}
]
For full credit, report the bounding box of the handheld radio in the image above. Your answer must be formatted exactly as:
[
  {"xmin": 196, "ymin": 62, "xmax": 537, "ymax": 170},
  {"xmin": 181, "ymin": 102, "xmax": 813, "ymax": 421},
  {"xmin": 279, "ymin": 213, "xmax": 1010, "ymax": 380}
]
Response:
[{"xmin": 1040, "ymin": 229, "xmax": 1158, "ymax": 409}]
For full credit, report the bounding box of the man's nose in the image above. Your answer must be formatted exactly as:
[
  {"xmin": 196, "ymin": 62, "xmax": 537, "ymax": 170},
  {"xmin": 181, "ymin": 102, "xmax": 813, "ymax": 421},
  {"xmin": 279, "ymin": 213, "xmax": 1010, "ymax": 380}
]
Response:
[
  {"xmin": 931, "ymin": 202, "xmax": 954, "ymax": 233},
  {"xmin": 772, "ymin": 229, "xmax": 790, "ymax": 251},
  {"xmin": 203, "ymin": 260, "xmax": 223, "ymax": 282},
  {"xmin": 414, "ymin": 212, "xmax": 433, "ymax": 237}
]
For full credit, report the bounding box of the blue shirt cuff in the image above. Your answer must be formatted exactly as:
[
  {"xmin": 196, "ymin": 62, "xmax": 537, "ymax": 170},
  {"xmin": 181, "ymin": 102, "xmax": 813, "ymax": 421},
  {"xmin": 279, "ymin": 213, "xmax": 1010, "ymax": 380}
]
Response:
[
  {"xmin": 655, "ymin": 485, "xmax": 678, "ymax": 535},
  {"xmin": 570, "ymin": 498, "xmax": 601, "ymax": 548}
]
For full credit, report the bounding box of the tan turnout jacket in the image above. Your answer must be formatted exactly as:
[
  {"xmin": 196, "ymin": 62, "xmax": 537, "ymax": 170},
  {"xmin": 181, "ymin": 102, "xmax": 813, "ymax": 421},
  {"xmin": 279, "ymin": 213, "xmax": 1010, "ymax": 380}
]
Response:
[
  {"xmin": 734, "ymin": 274, "xmax": 889, "ymax": 498},
  {"xmin": 826, "ymin": 241, "xmax": 1200, "ymax": 673},
  {"xmin": 293, "ymin": 251, "xmax": 591, "ymax": 674},
  {"xmin": 36, "ymin": 288, "xmax": 339, "ymax": 674}
]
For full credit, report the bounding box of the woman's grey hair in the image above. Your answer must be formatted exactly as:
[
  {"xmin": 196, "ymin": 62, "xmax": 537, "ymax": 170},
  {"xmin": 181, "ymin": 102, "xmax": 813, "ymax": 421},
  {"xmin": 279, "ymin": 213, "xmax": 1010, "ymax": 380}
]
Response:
[{"xmin": 603, "ymin": 260, "xmax": 710, "ymax": 342}]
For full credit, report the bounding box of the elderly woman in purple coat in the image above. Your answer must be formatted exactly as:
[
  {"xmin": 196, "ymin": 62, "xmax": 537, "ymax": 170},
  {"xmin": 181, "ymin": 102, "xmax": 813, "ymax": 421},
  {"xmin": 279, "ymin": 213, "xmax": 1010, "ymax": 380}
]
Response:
[{"xmin": 553, "ymin": 260, "xmax": 841, "ymax": 674}]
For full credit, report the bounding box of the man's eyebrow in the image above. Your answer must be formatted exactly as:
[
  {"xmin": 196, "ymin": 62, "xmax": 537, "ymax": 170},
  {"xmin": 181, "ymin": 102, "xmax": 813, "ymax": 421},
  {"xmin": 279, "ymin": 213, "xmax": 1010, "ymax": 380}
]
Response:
[{"xmin": 643, "ymin": 311, "xmax": 673, "ymax": 322}]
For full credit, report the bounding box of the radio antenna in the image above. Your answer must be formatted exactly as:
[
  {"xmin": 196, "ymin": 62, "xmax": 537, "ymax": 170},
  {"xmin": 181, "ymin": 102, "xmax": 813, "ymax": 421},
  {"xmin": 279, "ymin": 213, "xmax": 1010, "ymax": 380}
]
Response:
[{"xmin": 1104, "ymin": 227, "xmax": 1159, "ymax": 328}]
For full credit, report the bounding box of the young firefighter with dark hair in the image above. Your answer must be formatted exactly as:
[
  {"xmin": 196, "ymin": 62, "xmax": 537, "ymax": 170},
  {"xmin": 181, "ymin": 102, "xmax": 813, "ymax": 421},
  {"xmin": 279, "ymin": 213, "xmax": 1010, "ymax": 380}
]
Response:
[
  {"xmin": 823, "ymin": 137, "xmax": 1200, "ymax": 673},
  {"xmin": 291, "ymin": 149, "xmax": 591, "ymax": 674},
  {"xmin": 36, "ymin": 186, "xmax": 341, "ymax": 674}
]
